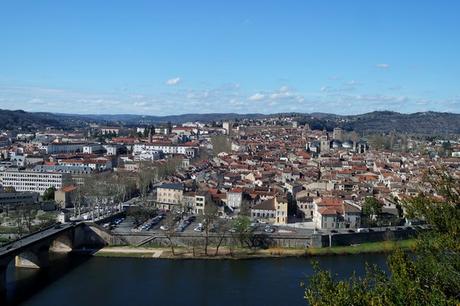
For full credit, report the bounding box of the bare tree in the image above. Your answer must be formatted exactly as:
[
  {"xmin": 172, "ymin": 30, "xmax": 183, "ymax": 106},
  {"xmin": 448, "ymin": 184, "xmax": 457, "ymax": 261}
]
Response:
[
  {"xmin": 202, "ymin": 197, "xmax": 219, "ymax": 256},
  {"xmin": 214, "ymin": 220, "xmax": 230, "ymax": 257},
  {"xmin": 162, "ymin": 213, "xmax": 178, "ymax": 256}
]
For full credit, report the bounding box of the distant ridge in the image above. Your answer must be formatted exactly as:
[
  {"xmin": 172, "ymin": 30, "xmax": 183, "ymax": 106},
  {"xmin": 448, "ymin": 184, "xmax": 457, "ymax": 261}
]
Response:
[{"xmin": 1, "ymin": 108, "xmax": 459, "ymax": 135}]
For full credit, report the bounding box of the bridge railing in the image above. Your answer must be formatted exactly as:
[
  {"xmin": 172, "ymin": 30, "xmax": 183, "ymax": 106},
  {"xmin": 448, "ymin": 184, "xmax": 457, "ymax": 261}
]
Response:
[{"xmin": 0, "ymin": 223, "xmax": 61, "ymax": 248}]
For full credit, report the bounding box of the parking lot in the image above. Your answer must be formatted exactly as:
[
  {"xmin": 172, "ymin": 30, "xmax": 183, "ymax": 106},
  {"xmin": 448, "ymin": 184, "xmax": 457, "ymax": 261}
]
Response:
[
  {"xmin": 109, "ymin": 213, "xmax": 310, "ymax": 237},
  {"xmin": 108, "ymin": 212, "xmax": 422, "ymax": 238}
]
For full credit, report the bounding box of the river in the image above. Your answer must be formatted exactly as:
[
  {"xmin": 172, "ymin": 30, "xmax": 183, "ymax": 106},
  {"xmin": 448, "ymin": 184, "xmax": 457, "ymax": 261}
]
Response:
[{"xmin": 3, "ymin": 254, "xmax": 388, "ymax": 306}]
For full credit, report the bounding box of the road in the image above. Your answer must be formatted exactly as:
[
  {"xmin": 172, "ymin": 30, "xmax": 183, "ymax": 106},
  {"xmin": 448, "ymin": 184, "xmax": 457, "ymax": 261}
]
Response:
[{"xmin": 0, "ymin": 223, "xmax": 74, "ymax": 256}]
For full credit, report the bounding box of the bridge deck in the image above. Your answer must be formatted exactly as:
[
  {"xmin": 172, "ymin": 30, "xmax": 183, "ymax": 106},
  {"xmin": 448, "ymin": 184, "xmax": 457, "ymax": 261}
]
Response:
[{"xmin": 0, "ymin": 224, "xmax": 74, "ymax": 258}]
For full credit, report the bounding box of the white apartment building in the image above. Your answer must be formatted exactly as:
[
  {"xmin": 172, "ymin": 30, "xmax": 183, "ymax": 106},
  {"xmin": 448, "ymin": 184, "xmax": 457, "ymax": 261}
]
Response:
[
  {"xmin": 57, "ymin": 158, "xmax": 112, "ymax": 171},
  {"xmin": 103, "ymin": 144, "xmax": 121, "ymax": 156},
  {"xmin": 41, "ymin": 143, "xmax": 85, "ymax": 154},
  {"xmin": 0, "ymin": 170, "xmax": 71, "ymax": 195},
  {"xmin": 183, "ymin": 191, "xmax": 207, "ymax": 215},
  {"xmin": 133, "ymin": 143, "xmax": 197, "ymax": 158},
  {"xmin": 134, "ymin": 150, "xmax": 162, "ymax": 161},
  {"xmin": 83, "ymin": 143, "xmax": 105, "ymax": 154},
  {"xmin": 227, "ymin": 188, "xmax": 243, "ymax": 211}
]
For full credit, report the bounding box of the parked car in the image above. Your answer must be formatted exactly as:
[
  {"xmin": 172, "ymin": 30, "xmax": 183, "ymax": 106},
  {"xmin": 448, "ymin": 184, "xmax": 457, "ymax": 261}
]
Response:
[
  {"xmin": 357, "ymin": 228, "xmax": 369, "ymax": 233},
  {"xmin": 347, "ymin": 229, "xmax": 355, "ymax": 233},
  {"xmin": 264, "ymin": 226, "xmax": 275, "ymax": 233},
  {"xmin": 160, "ymin": 225, "xmax": 169, "ymax": 231}
]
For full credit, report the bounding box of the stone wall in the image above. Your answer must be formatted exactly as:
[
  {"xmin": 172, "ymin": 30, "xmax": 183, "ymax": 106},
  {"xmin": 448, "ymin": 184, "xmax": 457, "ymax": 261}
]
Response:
[
  {"xmin": 111, "ymin": 228, "xmax": 417, "ymax": 249},
  {"xmin": 112, "ymin": 232, "xmax": 315, "ymax": 248},
  {"xmin": 328, "ymin": 228, "xmax": 417, "ymax": 247}
]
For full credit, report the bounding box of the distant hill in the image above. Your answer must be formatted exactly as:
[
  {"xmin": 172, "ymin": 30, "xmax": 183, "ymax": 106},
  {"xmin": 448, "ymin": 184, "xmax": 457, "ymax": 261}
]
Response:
[
  {"xmin": 299, "ymin": 111, "xmax": 460, "ymax": 135},
  {"xmin": 0, "ymin": 109, "xmax": 93, "ymax": 131},
  {"xmin": 0, "ymin": 109, "xmax": 459, "ymax": 135},
  {"xmin": 0, "ymin": 109, "xmax": 66, "ymax": 131},
  {"xmin": 74, "ymin": 113, "xmax": 267, "ymax": 125}
]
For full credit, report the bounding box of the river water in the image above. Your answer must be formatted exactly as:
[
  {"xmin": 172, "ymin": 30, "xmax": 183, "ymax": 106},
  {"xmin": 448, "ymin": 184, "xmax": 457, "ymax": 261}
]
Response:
[{"xmin": 3, "ymin": 254, "xmax": 388, "ymax": 306}]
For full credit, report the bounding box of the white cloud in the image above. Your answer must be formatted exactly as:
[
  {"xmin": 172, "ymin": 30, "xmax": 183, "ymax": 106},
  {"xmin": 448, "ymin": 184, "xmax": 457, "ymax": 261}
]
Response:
[
  {"xmin": 376, "ymin": 63, "xmax": 390, "ymax": 69},
  {"xmin": 133, "ymin": 101, "xmax": 148, "ymax": 107},
  {"xmin": 0, "ymin": 82, "xmax": 458, "ymax": 115},
  {"xmin": 165, "ymin": 77, "xmax": 181, "ymax": 85},
  {"xmin": 345, "ymin": 80, "xmax": 359, "ymax": 85},
  {"xmin": 248, "ymin": 93, "xmax": 265, "ymax": 101},
  {"xmin": 270, "ymin": 92, "xmax": 289, "ymax": 100},
  {"xmin": 279, "ymin": 85, "xmax": 289, "ymax": 92}
]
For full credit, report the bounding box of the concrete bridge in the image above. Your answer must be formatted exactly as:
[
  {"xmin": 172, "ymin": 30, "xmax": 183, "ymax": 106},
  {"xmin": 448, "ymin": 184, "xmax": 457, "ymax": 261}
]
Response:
[{"xmin": 0, "ymin": 222, "xmax": 119, "ymax": 293}]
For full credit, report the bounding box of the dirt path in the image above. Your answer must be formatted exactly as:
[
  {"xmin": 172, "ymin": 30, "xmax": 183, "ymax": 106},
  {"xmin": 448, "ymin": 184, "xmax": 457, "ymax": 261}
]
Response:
[{"xmin": 96, "ymin": 247, "xmax": 164, "ymax": 258}]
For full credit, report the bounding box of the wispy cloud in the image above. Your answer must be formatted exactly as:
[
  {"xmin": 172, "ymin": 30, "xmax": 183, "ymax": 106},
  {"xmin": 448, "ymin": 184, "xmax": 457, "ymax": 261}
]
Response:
[
  {"xmin": 248, "ymin": 93, "xmax": 265, "ymax": 101},
  {"xmin": 344, "ymin": 80, "xmax": 359, "ymax": 86},
  {"xmin": 165, "ymin": 77, "xmax": 181, "ymax": 85},
  {"xmin": 0, "ymin": 83, "xmax": 458, "ymax": 115},
  {"xmin": 376, "ymin": 63, "xmax": 390, "ymax": 69}
]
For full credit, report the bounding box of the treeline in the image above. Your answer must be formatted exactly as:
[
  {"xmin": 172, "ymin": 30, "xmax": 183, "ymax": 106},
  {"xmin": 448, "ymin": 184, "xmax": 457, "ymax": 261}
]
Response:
[{"xmin": 303, "ymin": 169, "xmax": 460, "ymax": 305}]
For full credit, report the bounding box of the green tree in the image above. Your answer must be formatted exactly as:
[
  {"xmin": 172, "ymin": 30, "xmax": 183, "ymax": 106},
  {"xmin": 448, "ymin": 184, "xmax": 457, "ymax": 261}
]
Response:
[
  {"xmin": 143, "ymin": 127, "xmax": 149, "ymax": 138},
  {"xmin": 361, "ymin": 197, "xmax": 382, "ymax": 226},
  {"xmin": 127, "ymin": 206, "xmax": 157, "ymax": 226},
  {"xmin": 211, "ymin": 135, "xmax": 232, "ymax": 155},
  {"xmin": 42, "ymin": 186, "xmax": 56, "ymax": 201},
  {"xmin": 231, "ymin": 216, "xmax": 253, "ymax": 248},
  {"xmin": 303, "ymin": 169, "xmax": 460, "ymax": 305}
]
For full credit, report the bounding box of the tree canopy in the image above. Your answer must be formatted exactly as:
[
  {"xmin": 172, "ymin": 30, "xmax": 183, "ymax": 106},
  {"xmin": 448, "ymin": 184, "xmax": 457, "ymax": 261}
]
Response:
[
  {"xmin": 42, "ymin": 186, "xmax": 56, "ymax": 201},
  {"xmin": 303, "ymin": 169, "xmax": 460, "ymax": 305}
]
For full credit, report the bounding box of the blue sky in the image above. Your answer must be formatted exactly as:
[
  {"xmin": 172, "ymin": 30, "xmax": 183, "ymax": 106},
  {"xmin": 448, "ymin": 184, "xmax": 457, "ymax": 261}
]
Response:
[{"xmin": 0, "ymin": 0, "xmax": 459, "ymax": 115}]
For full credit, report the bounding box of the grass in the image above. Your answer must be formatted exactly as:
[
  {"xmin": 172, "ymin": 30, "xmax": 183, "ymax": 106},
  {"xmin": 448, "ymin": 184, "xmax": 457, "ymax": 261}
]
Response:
[
  {"xmin": 92, "ymin": 239, "xmax": 417, "ymax": 259},
  {"xmin": 0, "ymin": 237, "xmax": 11, "ymax": 244},
  {"xmin": 0, "ymin": 226, "xmax": 16, "ymax": 234},
  {"xmin": 305, "ymin": 239, "xmax": 417, "ymax": 256},
  {"xmin": 95, "ymin": 252, "xmax": 154, "ymax": 258}
]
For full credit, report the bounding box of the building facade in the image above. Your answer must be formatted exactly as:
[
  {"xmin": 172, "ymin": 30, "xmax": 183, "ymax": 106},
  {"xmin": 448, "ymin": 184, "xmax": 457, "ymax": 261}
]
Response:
[{"xmin": 0, "ymin": 170, "xmax": 71, "ymax": 195}]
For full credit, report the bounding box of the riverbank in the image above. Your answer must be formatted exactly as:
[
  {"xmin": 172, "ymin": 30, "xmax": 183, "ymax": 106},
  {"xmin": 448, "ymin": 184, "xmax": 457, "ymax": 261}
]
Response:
[{"xmin": 94, "ymin": 239, "xmax": 416, "ymax": 259}]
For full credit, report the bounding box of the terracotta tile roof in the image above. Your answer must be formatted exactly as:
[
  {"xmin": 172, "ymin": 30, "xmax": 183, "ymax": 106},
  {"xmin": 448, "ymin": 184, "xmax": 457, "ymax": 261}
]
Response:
[
  {"xmin": 60, "ymin": 185, "xmax": 77, "ymax": 193},
  {"xmin": 318, "ymin": 197, "xmax": 344, "ymax": 206},
  {"xmin": 318, "ymin": 206, "xmax": 339, "ymax": 215},
  {"xmin": 252, "ymin": 198, "xmax": 275, "ymax": 211}
]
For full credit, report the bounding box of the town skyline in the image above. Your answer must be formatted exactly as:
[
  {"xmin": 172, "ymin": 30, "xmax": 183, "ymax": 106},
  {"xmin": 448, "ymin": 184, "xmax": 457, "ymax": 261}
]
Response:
[{"xmin": 1, "ymin": 1, "xmax": 459, "ymax": 305}]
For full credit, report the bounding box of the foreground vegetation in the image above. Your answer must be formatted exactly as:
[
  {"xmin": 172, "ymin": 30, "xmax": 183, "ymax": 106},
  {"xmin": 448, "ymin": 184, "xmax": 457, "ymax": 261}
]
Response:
[{"xmin": 303, "ymin": 169, "xmax": 460, "ymax": 306}]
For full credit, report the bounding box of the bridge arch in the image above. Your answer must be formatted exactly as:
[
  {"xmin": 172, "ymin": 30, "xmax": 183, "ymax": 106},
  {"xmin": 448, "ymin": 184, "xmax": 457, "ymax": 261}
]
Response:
[
  {"xmin": 15, "ymin": 244, "xmax": 51, "ymax": 269},
  {"xmin": 50, "ymin": 232, "xmax": 74, "ymax": 253}
]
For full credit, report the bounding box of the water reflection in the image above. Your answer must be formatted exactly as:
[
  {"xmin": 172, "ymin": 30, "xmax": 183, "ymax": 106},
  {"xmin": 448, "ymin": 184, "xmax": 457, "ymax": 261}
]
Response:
[{"xmin": 4, "ymin": 254, "xmax": 388, "ymax": 306}]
